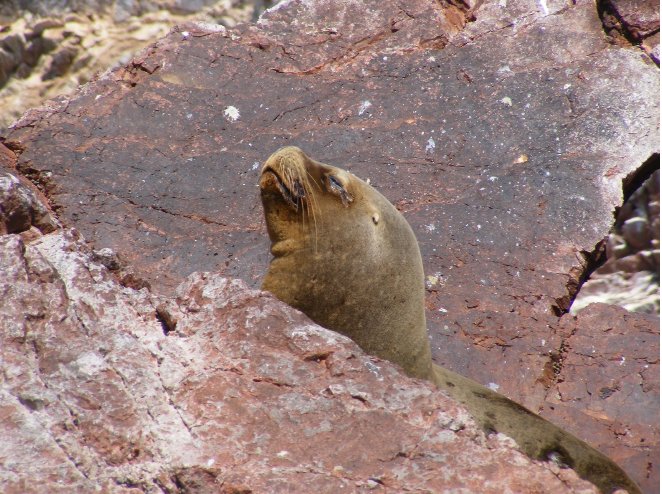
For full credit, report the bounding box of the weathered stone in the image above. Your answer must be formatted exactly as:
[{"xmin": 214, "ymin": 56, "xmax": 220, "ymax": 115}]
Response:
[
  {"xmin": 0, "ymin": 2, "xmax": 260, "ymax": 130},
  {"xmin": 0, "ymin": 227, "xmax": 601, "ymax": 493},
  {"xmin": 26, "ymin": 18, "xmax": 65, "ymax": 39},
  {"xmin": 602, "ymin": 0, "xmax": 660, "ymax": 40},
  {"xmin": 23, "ymin": 35, "xmax": 58, "ymax": 68},
  {"xmin": 642, "ymin": 31, "xmax": 660, "ymax": 63},
  {"xmin": 0, "ymin": 33, "xmax": 25, "ymax": 85},
  {"xmin": 574, "ymin": 169, "xmax": 659, "ymax": 315},
  {"xmin": 0, "ymin": 145, "xmax": 58, "ymax": 235},
  {"xmin": 542, "ymin": 304, "xmax": 660, "ymax": 494},
  {"xmin": 1, "ymin": 0, "xmax": 659, "ymax": 491},
  {"xmin": 0, "ymin": 33, "xmax": 25, "ymax": 62},
  {"xmin": 597, "ymin": 0, "xmax": 660, "ymax": 64},
  {"xmin": 42, "ymin": 45, "xmax": 78, "ymax": 80}
]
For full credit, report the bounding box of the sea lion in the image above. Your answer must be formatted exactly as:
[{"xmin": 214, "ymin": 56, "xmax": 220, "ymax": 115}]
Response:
[{"xmin": 259, "ymin": 146, "xmax": 641, "ymax": 494}]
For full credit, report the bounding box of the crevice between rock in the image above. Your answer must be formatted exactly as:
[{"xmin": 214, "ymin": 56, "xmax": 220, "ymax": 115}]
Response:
[
  {"xmin": 555, "ymin": 153, "xmax": 660, "ymax": 316},
  {"xmin": 597, "ymin": 0, "xmax": 660, "ymax": 65}
]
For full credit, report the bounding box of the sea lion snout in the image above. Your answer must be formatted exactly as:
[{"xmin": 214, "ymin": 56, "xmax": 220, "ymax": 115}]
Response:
[
  {"xmin": 260, "ymin": 146, "xmax": 355, "ymax": 211},
  {"xmin": 259, "ymin": 168, "xmax": 305, "ymax": 210}
]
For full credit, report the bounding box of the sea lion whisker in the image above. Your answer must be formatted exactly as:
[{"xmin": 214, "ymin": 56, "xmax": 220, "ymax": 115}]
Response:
[
  {"xmin": 264, "ymin": 165, "xmax": 300, "ymax": 211},
  {"xmin": 303, "ymin": 168, "xmax": 323, "ymax": 192},
  {"xmin": 297, "ymin": 166, "xmax": 321, "ymax": 253},
  {"xmin": 308, "ymin": 184, "xmax": 321, "ymax": 254},
  {"xmin": 293, "ymin": 165, "xmax": 319, "ymax": 252},
  {"xmin": 284, "ymin": 168, "xmax": 300, "ymax": 211}
]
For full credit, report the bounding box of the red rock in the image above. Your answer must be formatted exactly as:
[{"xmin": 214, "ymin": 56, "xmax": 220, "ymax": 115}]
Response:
[
  {"xmin": 602, "ymin": 0, "xmax": 660, "ymax": 40},
  {"xmin": 542, "ymin": 304, "xmax": 660, "ymax": 494},
  {"xmin": 0, "ymin": 0, "xmax": 658, "ymax": 491},
  {"xmin": 0, "ymin": 228, "xmax": 601, "ymax": 493}
]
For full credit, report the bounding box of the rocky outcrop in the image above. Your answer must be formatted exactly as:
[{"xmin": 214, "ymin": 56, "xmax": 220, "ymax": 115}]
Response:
[
  {"xmin": 0, "ymin": 1, "xmax": 261, "ymax": 130},
  {"xmin": 0, "ymin": 207, "xmax": 602, "ymax": 492},
  {"xmin": 0, "ymin": 0, "xmax": 659, "ymax": 491},
  {"xmin": 573, "ymin": 168, "xmax": 659, "ymax": 314},
  {"xmin": 0, "ymin": 0, "xmax": 264, "ymax": 20}
]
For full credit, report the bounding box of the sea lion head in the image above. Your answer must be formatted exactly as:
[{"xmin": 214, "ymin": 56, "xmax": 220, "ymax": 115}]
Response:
[
  {"xmin": 259, "ymin": 146, "xmax": 434, "ymax": 380},
  {"xmin": 259, "ymin": 145, "xmax": 368, "ymax": 255}
]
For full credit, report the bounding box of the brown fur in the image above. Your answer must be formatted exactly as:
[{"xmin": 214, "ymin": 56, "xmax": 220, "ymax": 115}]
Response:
[
  {"xmin": 260, "ymin": 146, "xmax": 434, "ymax": 380},
  {"xmin": 259, "ymin": 146, "xmax": 641, "ymax": 494}
]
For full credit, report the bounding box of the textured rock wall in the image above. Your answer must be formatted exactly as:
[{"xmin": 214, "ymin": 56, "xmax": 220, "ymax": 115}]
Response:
[
  {"xmin": 0, "ymin": 1, "xmax": 264, "ymax": 130},
  {"xmin": 0, "ymin": 0, "xmax": 659, "ymax": 491},
  {"xmin": 0, "ymin": 173, "xmax": 602, "ymax": 492}
]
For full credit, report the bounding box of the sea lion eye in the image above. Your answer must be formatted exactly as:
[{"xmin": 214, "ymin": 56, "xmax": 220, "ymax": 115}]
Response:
[
  {"xmin": 327, "ymin": 175, "xmax": 343, "ymax": 190},
  {"xmin": 324, "ymin": 174, "xmax": 354, "ymax": 207}
]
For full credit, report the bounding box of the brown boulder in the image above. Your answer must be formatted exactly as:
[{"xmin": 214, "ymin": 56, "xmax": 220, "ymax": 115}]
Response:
[
  {"xmin": 0, "ymin": 227, "xmax": 601, "ymax": 493},
  {"xmin": 0, "ymin": 0, "xmax": 659, "ymax": 491}
]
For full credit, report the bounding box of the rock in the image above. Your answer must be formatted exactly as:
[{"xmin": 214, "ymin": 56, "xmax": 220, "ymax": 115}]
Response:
[
  {"xmin": 543, "ymin": 304, "xmax": 660, "ymax": 493},
  {"xmin": 0, "ymin": 33, "xmax": 25, "ymax": 62},
  {"xmin": 0, "ymin": 227, "xmax": 602, "ymax": 493},
  {"xmin": 26, "ymin": 18, "xmax": 65, "ymax": 39},
  {"xmin": 574, "ymin": 169, "xmax": 659, "ymax": 315},
  {"xmin": 0, "ymin": 33, "xmax": 24, "ymax": 85},
  {"xmin": 642, "ymin": 31, "xmax": 660, "ymax": 64},
  {"xmin": 0, "ymin": 171, "xmax": 49, "ymax": 234},
  {"xmin": 1, "ymin": 0, "xmax": 658, "ymax": 491},
  {"xmin": 41, "ymin": 45, "xmax": 78, "ymax": 80},
  {"xmin": 571, "ymin": 271, "xmax": 659, "ymax": 315},
  {"xmin": 602, "ymin": 0, "xmax": 660, "ymax": 41},
  {"xmin": 0, "ymin": 48, "xmax": 16, "ymax": 87},
  {"xmin": 23, "ymin": 34, "xmax": 58, "ymax": 68},
  {"xmin": 598, "ymin": 0, "xmax": 660, "ymax": 64},
  {"xmin": 0, "ymin": 145, "xmax": 58, "ymax": 235},
  {"xmin": 0, "ymin": 2, "xmax": 260, "ymax": 130},
  {"xmin": 92, "ymin": 246, "xmax": 122, "ymax": 270}
]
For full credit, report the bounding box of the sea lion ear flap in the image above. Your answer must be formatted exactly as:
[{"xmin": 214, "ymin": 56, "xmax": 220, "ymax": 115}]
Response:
[{"xmin": 324, "ymin": 173, "xmax": 354, "ymax": 207}]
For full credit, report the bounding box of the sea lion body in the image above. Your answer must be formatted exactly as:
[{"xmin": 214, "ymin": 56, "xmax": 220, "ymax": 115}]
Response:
[
  {"xmin": 260, "ymin": 146, "xmax": 434, "ymax": 380},
  {"xmin": 259, "ymin": 146, "xmax": 641, "ymax": 494}
]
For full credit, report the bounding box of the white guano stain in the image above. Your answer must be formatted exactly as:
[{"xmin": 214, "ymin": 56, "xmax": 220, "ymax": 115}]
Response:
[{"xmin": 224, "ymin": 106, "xmax": 240, "ymax": 121}]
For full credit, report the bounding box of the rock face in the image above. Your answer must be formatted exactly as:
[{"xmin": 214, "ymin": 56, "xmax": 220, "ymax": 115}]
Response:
[
  {"xmin": 573, "ymin": 168, "xmax": 659, "ymax": 314},
  {"xmin": 598, "ymin": 0, "xmax": 661, "ymax": 62},
  {"xmin": 0, "ymin": 0, "xmax": 262, "ymax": 131},
  {"xmin": 0, "ymin": 220, "xmax": 602, "ymax": 493},
  {"xmin": 544, "ymin": 304, "xmax": 660, "ymax": 490},
  {"xmin": 0, "ymin": 0, "xmax": 659, "ymax": 492}
]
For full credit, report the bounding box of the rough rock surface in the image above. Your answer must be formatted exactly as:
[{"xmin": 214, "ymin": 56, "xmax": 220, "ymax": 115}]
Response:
[
  {"xmin": 598, "ymin": 0, "xmax": 660, "ymax": 63},
  {"xmin": 573, "ymin": 169, "xmax": 659, "ymax": 314},
  {"xmin": 544, "ymin": 304, "xmax": 660, "ymax": 491},
  {"xmin": 0, "ymin": 1, "xmax": 263, "ymax": 131},
  {"xmin": 0, "ymin": 222, "xmax": 602, "ymax": 493},
  {"xmin": 0, "ymin": 0, "xmax": 659, "ymax": 491}
]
